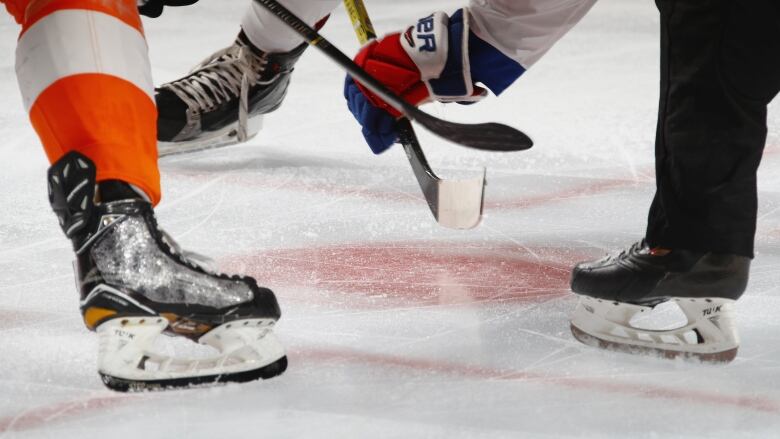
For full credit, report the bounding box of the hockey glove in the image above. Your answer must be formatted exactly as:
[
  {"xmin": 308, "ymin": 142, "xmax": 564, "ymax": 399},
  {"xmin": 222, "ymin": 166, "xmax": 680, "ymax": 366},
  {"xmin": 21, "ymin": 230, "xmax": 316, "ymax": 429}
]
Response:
[
  {"xmin": 138, "ymin": 0, "xmax": 200, "ymax": 18},
  {"xmin": 344, "ymin": 9, "xmax": 525, "ymax": 154}
]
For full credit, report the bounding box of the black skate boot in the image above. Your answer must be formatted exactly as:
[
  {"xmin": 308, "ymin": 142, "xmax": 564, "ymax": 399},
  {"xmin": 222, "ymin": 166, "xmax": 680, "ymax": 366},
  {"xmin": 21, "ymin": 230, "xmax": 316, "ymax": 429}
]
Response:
[
  {"xmin": 569, "ymin": 240, "xmax": 750, "ymax": 363},
  {"xmin": 155, "ymin": 30, "xmax": 308, "ymax": 156},
  {"xmin": 49, "ymin": 152, "xmax": 287, "ymax": 391}
]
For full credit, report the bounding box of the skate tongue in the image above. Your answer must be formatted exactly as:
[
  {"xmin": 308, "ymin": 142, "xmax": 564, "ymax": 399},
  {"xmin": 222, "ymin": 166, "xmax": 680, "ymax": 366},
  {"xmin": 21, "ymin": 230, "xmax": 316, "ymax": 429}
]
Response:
[{"xmin": 237, "ymin": 30, "xmax": 265, "ymax": 58}]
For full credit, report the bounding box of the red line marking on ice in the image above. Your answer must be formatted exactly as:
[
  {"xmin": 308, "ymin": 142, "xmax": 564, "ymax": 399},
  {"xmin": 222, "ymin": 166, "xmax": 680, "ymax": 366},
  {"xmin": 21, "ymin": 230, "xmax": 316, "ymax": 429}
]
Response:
[
  {"xmin": 491, "ymin": 143, "xmax": 780, "ymax": 212},
  {"xmin": 295, "ymin": 347, "xmax": 780, "ymax": 415},
  {"xmin": 167, "ymin": 167, "xmax": 648, "ymax": 212},
  {"xmin": 0, "ymin": 395, "xmax": 137, "ymax": 433},
  {"xmin": 486, "ymin": 177, "xmax": 643, "ymax": 211},
  {"xmin": 169, "ymin": 141, "xmax": 780, "ymax": 214},
  {"xmin": 223, "ymin": 242, "xmax": 587, "ymax": 309}
]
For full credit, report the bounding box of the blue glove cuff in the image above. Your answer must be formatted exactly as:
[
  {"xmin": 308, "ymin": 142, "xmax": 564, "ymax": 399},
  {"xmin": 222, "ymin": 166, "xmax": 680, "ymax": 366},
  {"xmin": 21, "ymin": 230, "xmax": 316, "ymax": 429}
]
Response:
[
  {"xmin": 344, "ymin": 76, "xmax": 398, "ymax": 154},
  {"xmin": 450, "ymin": 9, "xmax": 527, "ymax": 96}
]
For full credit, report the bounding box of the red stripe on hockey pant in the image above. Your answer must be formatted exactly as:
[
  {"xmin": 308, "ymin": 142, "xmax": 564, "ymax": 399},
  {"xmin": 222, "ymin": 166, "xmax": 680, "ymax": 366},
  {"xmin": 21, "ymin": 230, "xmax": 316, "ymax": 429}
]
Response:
[
  {"xmin": 353, "ymin": 34, "xmax": 430, "ymax": 118},
  {"xmin": 20, "ymin": 0, "xmax": 143, "ymax": 35}
]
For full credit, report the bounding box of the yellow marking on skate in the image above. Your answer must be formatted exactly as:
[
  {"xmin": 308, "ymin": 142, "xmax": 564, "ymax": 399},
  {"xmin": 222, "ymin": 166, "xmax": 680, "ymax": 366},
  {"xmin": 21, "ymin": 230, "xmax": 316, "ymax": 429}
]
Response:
[
  {"xmin": 161, "ymin": 312, "xmax": 178, "ymax": 323},
  {"xmin": 83, "ymin": 307, "xmax": 117, "ymax": 331}
]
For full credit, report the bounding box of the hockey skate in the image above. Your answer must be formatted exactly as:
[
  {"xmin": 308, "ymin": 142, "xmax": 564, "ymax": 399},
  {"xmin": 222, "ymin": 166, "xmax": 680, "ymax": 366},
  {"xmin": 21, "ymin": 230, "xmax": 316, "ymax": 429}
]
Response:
[
  {"xmin": 569, "ymin": 240, "xmax": 750, "ymax": 363},
  {"xmin": 155, "ymin": 30, "xmax": 307, "ymax": 156},
  {"xmin": 49, "ymin": 152, "xmax": 287, "ymax": 391}
]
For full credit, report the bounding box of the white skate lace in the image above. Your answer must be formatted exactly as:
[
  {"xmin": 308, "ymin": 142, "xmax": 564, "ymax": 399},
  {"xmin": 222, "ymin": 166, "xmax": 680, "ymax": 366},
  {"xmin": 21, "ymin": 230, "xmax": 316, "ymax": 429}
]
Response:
[
  {"xmin": 159, "ymin": 229, "xmax": 216, "ymax": 271},
  {"xmin": 160, "ymin": 39, "xmax": 270, "ymax": 141},
  {"xmin": 603, "ymin": 240, "xmax": 644, "ymax": 262}
]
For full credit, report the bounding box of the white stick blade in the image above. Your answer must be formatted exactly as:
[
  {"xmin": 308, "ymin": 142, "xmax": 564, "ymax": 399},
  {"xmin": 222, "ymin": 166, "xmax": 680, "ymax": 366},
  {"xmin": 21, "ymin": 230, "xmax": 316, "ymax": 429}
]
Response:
[{"xmin": 436, "ymin": 169, "xmax": 485, "ymax": 230}]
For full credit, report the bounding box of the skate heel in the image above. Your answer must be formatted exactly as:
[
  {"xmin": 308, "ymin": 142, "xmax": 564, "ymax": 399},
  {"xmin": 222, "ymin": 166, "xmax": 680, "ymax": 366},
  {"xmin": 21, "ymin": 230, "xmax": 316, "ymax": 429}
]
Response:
[
  {"xmin": 674, "ymin": 297, "xmax": 739, "ymax": 356},
  {"xmin": 571, "ymin": 296, "xmax": 739, "ymax": 363}
]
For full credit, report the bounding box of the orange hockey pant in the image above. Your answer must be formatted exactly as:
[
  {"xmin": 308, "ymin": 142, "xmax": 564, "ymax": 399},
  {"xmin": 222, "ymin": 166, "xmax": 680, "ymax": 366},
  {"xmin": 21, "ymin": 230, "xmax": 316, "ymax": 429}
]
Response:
[{"xmin": 4, "ymin": 0, "xmax": 161, "ymax": 204}]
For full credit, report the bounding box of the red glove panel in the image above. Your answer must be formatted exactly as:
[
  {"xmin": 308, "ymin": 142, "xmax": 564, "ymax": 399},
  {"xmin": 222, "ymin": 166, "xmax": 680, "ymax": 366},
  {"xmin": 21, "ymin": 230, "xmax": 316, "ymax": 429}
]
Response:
[{"xmin": 353, "ymin": 33, "xmax": 432, "ymax": 119}]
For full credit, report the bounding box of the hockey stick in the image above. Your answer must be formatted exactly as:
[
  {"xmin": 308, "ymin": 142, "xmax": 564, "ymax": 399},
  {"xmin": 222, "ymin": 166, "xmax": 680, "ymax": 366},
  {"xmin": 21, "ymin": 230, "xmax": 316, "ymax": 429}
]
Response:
[
  {"xmin": 343, "ymin": 0, "xmax": 485, "ymax": 229},
  {"xmin": 397, "ymin": 120, "xmax": 485, "ymax": 229},
  {"xmin": 342, "ymin": 0, "xmax": 376, "ymax": 43},
  {"xmin": 253, "ymin": 0, "xmax": 533, "ymax": 153}
]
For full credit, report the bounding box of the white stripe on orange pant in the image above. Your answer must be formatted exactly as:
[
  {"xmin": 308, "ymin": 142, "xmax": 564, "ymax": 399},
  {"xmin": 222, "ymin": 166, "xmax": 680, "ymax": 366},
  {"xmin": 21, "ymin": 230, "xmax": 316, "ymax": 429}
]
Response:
[
  {"xmin": 16, "ymin": 9, "xmax": 154, "ymax": 111},
  {"xmin": 10, "ymin": 0, "xmax": 161, "ymax": 204}
]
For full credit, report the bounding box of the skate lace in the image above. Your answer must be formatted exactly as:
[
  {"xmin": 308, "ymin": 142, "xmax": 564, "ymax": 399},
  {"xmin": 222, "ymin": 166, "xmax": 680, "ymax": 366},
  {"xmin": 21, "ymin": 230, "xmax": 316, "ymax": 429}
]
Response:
[
  {"xmin": 160, "ymin": 40, "xmax": 269, "ymax": 142},
  {"xmin": 606, "ymin": 240, "xmax": 645, "ymax": 262},
  {"xmin": 159, "ymin": 229, "xmax": 216, "ymax": 272}
]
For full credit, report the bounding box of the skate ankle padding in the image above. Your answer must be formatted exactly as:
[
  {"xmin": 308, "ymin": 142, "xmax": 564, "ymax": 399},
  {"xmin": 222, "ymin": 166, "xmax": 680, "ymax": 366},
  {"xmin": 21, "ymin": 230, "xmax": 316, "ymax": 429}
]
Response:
[
  {"xmin": 98, "ymin": 180, "xmax": 146, "ymax": 203},
  {"xmin": 48, "ymin": 152, "xmax": 97, "ymax": 243},
  {"xmin": 237, "ymin": 29, "xmax": 265, "ymax": 57}
]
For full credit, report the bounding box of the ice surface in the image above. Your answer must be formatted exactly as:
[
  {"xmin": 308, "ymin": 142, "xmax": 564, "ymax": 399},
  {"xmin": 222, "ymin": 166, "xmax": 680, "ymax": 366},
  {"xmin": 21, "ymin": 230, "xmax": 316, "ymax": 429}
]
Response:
[{"xmin": 1, "ymin": 1, "xmax": 779, "ymax": 438}]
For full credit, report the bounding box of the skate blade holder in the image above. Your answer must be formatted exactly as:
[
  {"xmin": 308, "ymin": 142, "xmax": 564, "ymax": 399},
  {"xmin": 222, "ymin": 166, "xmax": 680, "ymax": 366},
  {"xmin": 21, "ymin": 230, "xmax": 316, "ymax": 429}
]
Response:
[
  {"xmin": 570, "ymin": 296, "xmax": 739, "ymax": 363},
  {"xmin": 158, "ymin": 115, "xmax": 264, "ymax": 157},
  {"xmin": 96, "ymin": 316, "xmax": 285, "ymax": 382}
]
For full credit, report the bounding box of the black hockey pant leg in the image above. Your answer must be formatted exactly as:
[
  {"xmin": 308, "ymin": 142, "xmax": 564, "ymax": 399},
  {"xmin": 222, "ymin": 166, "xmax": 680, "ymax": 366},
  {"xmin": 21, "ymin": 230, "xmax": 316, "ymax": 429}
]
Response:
[{"xmin": 646, "ymin": 0, "xmax": 780, "ymax": 258}]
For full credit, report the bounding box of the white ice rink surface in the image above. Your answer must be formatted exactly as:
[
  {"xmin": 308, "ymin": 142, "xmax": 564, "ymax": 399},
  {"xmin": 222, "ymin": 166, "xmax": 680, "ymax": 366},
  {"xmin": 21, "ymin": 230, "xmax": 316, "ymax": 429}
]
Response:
[{"xmin": 1, "ymin": 1, "xmax": 780, "ymax": 438}]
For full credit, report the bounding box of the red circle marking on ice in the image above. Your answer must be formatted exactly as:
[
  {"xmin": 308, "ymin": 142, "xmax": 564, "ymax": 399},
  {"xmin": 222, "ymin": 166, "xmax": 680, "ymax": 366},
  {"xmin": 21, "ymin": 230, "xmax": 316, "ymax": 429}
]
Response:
[{"xmin": 223, "ymin": 242, "xmax": 581, "ymax": 308}]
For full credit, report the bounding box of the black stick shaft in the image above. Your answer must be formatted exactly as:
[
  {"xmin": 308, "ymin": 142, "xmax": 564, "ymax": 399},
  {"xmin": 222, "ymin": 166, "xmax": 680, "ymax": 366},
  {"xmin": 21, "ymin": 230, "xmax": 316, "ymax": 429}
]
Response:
[{"xmin": 255, "ymin": 0, "xmax": 417, "ymax": 119}]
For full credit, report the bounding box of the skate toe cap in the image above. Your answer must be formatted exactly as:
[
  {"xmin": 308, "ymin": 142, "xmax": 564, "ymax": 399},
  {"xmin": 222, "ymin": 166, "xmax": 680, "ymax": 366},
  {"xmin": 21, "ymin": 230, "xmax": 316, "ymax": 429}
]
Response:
[
  {"xmin": 249, "ymin": 284, "xmax": 282, "ymax": 320},
  {"xmin": 570, "ymin": 262, "xmax": 634, "ymax": 300}
]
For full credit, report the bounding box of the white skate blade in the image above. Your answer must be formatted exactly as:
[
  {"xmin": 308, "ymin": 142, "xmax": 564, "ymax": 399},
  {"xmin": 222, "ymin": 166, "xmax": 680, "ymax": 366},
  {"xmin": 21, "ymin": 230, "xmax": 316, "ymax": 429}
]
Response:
[
  {"xmin": 158, "ymin": 116, "xmax": 264, "ymax": 157},
  {"xmin": 96, "ymin": 316, "xmax": 286, "ymax": 391},
  {"xmin": 570, "ymin": 295, "xmax": 739, "ymax": 363},
  {"xmin": 435, "ymin": 169, "xmax": 485, "ymax": 230}
]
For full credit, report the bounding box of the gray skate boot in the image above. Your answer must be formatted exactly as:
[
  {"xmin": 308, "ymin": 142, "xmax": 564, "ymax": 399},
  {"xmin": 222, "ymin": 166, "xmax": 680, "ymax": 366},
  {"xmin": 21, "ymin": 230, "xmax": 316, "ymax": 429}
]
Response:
[{"xmin": 49, "ymin": 151, "xmax": 287, "ymax": 391}]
